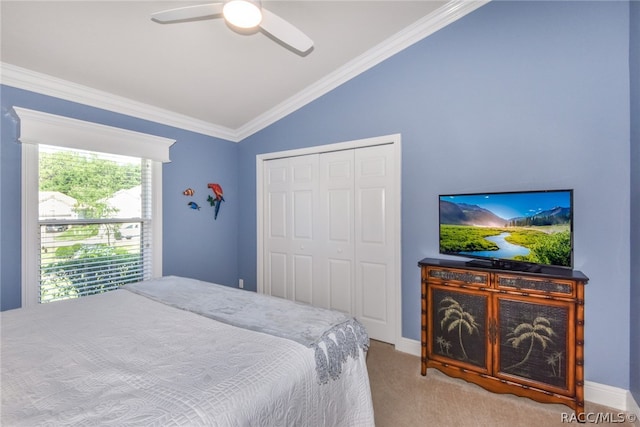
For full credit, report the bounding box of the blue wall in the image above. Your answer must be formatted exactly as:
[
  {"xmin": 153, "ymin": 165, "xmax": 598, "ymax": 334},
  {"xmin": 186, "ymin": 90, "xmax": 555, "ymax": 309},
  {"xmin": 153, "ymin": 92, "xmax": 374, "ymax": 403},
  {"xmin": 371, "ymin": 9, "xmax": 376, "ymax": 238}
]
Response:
[
  {"xmin": 0, "ymin": 86, "xmax": 239, "ymax": 311},
  {"xmin": 236, "ymin": 1, "xmax": 632, "ymax": 389},
  {"xmin": 629, "ymin": 0, "xmax": 639, "ymax": 405}
]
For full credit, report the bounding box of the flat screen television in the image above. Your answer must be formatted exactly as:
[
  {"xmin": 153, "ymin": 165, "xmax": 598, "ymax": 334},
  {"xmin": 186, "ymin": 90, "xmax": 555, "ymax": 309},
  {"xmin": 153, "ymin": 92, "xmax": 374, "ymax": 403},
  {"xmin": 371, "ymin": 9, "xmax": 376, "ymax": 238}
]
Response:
[{"xmin": 439, "ymin": 189, "xmax": 573, "ymax": 272}]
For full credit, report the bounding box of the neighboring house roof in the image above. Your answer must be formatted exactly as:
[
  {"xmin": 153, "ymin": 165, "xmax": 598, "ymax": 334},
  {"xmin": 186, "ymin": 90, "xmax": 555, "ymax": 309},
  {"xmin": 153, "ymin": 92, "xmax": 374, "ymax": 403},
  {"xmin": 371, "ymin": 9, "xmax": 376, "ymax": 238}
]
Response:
[
  {"xmin": 39, "ymin": 191, "xmax": 77, "ymax": 219},
  {"xmin": 105, "ymin": 185, "xmax": 141, "ymax": 219}
]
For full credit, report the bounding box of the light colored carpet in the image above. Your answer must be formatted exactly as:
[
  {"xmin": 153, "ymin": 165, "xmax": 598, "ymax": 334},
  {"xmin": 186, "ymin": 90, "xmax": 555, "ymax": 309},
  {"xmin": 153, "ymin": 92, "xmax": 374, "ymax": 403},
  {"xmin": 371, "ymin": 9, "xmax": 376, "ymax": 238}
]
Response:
[{"xmin": 366, "ymin": 340, "xmax": 639, "ymax": 427}]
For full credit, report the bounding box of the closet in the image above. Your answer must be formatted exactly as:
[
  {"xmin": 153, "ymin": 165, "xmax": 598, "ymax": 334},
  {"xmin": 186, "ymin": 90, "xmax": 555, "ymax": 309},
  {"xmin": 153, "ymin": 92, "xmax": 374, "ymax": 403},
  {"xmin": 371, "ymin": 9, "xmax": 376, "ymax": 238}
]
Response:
[{"xmin": 260, "ymin": 142, "xmax": 397, "ymax": 343}]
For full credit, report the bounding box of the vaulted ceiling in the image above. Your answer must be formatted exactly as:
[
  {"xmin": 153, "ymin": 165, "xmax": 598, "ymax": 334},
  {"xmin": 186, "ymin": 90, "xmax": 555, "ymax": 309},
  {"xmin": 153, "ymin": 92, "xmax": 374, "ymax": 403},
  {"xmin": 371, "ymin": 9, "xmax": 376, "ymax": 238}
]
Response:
[{"xmin": 1, "ymin": 1, "xmax": 486, "ymax": 141}]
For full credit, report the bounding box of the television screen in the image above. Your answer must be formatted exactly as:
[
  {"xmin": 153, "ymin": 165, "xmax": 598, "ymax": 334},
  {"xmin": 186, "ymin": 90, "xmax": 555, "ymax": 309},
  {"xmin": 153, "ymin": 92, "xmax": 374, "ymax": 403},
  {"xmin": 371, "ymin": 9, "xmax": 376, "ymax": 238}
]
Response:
[{"xmin": 439, "ymin": 190, "xmax": 573, "ymax": 271}]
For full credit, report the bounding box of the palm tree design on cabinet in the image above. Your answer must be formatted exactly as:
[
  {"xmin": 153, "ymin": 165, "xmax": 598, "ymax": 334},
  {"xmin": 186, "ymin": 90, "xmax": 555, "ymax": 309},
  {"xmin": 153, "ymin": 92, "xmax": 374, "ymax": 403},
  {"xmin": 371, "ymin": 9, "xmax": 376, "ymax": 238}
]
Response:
[
  {"xmin": 504, "ymin": 316, "xmax": 555, "ymax": 370},
  {"xmin": 438, "ymin": 296, "xmax": 479, "ymax": 361},
  {"xmin": 545, "ymin": 351, "xmax": 564, "ymax": 378},
  {"xmin": 499, "ymin": 299, "xmax": 569, "ymax": 388},
  {"xmin": 434, "ymin": 293, "xmax": 485, "ymax": 367}
]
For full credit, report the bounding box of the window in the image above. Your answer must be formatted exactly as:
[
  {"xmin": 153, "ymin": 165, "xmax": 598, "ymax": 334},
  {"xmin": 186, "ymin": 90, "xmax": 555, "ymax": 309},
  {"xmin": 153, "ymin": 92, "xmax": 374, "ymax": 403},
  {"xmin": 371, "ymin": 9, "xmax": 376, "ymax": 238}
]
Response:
[
  {"xmin": 39, "ymin": 145, "xmax": 150, "ymax": 303},
  {"xmin": 15, "ymin": 108, "xmax": 174, "ymax": 307}
]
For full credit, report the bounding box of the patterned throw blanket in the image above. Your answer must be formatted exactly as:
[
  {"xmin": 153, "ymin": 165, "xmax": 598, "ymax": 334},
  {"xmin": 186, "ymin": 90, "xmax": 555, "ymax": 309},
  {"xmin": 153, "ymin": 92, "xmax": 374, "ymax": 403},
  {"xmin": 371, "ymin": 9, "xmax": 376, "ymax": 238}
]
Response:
[{"xmin": 123, "ymin": 276, "xmax": 369, "ymax": 384}]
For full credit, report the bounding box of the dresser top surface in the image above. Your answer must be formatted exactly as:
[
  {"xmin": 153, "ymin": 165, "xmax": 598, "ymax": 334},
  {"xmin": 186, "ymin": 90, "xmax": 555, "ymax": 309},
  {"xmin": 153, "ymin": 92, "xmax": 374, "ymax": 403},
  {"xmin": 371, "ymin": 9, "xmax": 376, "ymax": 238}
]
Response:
[{"xmin": 418, "ymin": 257, "xmax": 588, "ymax": 282}]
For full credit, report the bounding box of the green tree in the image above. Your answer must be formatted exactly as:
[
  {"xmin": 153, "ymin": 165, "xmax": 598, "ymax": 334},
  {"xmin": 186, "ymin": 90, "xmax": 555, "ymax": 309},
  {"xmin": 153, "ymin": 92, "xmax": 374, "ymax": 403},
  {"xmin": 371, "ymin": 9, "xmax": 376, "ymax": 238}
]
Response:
[
  {"xmin": 39, "ymin": 150, "xmax": 141, "ymax": 217},
  {"xmin": 42, "ymin": 245, "xmax": 141, "ymax": 298}
]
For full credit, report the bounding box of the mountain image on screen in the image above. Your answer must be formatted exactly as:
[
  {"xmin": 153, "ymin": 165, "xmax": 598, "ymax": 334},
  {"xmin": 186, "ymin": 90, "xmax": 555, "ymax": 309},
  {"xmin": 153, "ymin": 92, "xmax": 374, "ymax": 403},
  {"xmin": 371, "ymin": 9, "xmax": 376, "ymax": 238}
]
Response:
[
  {"xmin": 440, "ymin": 201, "xmax": 506, "ymax": 227},
  {"xmin": 440, "ymin": 201, "xmax": 571, "ymax": 228},
  {"xmin": 438, "ymin": 191, "xmax": 573, "ymax": 269}
]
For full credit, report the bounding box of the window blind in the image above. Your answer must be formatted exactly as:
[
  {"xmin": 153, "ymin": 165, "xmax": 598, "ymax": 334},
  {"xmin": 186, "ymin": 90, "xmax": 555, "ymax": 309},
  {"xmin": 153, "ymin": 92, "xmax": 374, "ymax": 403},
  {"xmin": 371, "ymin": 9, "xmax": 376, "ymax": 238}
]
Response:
[{"xmin": 38, "ymin": 145, "xmax": 153, "ymax": 303}]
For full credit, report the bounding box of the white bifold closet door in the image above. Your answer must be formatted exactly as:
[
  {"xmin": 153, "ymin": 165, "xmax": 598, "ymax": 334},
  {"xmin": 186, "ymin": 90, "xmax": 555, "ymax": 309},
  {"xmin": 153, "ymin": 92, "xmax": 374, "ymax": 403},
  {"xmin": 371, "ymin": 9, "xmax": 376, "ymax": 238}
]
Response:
[{"xmin": 263, "ymin": 144, "xmax": 395, "ymax": 343}]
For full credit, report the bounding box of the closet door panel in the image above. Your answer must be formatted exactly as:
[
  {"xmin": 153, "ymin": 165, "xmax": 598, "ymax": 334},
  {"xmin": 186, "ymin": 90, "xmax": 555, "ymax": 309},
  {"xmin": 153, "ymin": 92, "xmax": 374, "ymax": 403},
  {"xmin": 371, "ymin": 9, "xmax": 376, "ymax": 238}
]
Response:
[
  {"xmin": 328, "ymin": 259, "xmax": 352, "ymax": 313},
  {"xmin": 328, "ymin": 190, "xmax": 351, "ymax": 241},
  {"xmin": 292, "ymin": 190, "xmax": 314, "ymax": 239},
  {"xmin": 360, "ymin": 261, "xmax": 388, "ymax": 321},
  {"xmin": 268, "ymin": 191, "xmax": 287, "ymax": 239},
  {"xmin": 319, "ymin": 150, "xmax": 355, "ymax": 313},
  {"xmin": 293, "ymin": 254, "xmax": 313, "ymax": 304},
  {"xmin": 355, "ymin": 144, "xmax": 396, "ymax": 343},
  {"xmin": 359, "ymin": 188, "xmax": 385, "ymax": 243},
  {"xmin": 289, "ymin": 155, "xmax": 320, "ymax": 305},
  {"xmin": 268, "ymin": 252, "xmax": 287, "ymax": 299},
  {"xmin": 264, "ymin": 155, "xmax": 319, "ymax": 303},
  {"xmin": 264, "ymin": 158, "xmax": 290, "ymax": 298}
]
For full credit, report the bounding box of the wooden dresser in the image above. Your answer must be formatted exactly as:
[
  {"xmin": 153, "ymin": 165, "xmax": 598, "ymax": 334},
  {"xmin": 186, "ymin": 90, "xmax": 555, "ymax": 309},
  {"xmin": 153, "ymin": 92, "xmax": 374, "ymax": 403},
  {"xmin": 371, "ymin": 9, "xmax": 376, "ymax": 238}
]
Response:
[{"xmin": 419, "ymin": 257, "xmax": 588, "ymax": 417}]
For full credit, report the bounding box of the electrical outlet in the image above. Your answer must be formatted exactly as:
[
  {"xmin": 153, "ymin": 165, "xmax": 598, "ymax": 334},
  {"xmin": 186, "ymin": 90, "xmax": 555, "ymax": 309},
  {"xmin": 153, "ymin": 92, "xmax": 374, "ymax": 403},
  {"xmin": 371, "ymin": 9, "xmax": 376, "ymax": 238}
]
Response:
[{"xmin": 238, "ymin": 279, "xmax": 244, "ymax": 289}]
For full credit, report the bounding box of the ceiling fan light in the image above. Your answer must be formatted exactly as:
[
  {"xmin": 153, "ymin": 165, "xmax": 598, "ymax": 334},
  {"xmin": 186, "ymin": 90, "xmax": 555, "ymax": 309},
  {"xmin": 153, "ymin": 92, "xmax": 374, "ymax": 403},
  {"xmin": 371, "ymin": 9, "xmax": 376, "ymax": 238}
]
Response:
[{"xmin": 223, "ymin": 0, "xmax": 262, "ymax": 29}]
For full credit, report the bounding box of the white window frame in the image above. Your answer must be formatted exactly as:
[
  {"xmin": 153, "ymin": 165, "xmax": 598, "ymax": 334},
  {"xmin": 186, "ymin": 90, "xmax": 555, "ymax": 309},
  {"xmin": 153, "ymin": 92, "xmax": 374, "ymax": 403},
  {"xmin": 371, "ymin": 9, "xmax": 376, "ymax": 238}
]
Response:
[{"xmin": 14, "ymin": 107, "xmax": 174, "ymax": 307}]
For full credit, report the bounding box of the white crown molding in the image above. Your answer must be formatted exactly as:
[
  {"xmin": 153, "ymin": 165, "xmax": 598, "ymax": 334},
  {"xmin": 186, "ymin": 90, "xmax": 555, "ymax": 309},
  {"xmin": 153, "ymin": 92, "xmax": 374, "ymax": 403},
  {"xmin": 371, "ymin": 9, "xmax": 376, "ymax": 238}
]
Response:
[
  {"xmin": 1, "ymin": 63, "xmax": 240, "ymax": 142},
  {"xmin": 234, "ymin": 0, "xmax": 489, "ymax": 141},
  {"xmin": 0, "ymin": 0, "xmax": 488, "ymax": 143}
]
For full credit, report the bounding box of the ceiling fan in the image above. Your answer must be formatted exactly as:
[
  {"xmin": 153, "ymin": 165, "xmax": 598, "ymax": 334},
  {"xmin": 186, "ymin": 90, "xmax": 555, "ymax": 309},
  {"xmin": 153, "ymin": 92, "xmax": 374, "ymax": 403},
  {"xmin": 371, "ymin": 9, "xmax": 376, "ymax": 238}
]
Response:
[{"xmin": 151, "ymin": 0, "xmax": 314, "ymax": 54}]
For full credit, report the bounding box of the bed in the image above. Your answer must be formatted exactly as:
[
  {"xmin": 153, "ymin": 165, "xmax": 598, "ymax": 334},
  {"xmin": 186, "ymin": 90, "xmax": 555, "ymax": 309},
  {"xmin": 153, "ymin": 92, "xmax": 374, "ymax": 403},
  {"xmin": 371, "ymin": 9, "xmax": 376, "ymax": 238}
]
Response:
[{"xmin": 1, "ymin": 276, "xmax": 375, "ymax": 426}]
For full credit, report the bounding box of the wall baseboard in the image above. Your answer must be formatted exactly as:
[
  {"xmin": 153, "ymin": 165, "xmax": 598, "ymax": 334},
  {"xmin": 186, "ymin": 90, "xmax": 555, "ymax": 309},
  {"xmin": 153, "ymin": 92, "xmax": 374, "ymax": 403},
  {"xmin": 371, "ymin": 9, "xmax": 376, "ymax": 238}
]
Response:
[
  {"xmin": 584, "ymin": 380, "xmax": 630, "ymax": 413},
  {"xmin": 392, "ymin": 337, "xmax": 635, "ymax": 414},
  {"xmin": 627, "ymin": 392, "xmax": 640, "ymax": 422},
  {"xmin": 395, "ymin": 336, "xmax": 422, "ymax": 356}
]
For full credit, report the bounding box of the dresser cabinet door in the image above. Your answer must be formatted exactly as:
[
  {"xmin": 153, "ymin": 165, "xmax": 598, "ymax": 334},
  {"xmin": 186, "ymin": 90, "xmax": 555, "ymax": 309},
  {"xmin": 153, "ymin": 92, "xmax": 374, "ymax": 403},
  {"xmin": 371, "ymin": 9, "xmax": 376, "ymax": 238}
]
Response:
[
  {"xmin": 495, "ymin": 294, "xmax": 575, "ymax": 395},
  {"xmin": 428, "ymin": 285, "xmax": 491, "ymax": 374}
]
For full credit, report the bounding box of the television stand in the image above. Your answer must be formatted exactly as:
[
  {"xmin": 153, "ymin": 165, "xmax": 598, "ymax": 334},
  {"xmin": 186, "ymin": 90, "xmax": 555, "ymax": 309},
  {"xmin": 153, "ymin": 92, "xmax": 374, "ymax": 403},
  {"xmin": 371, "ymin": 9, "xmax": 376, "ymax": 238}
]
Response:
[{"xmin": 419, "ymin": 257, "xmax": 588, "ymax": 418}]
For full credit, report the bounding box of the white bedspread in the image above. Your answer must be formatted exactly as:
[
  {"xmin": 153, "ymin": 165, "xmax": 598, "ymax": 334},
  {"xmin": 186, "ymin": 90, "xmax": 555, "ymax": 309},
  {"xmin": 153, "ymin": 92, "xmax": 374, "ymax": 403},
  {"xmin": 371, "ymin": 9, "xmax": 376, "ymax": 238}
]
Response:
[
  {"xmin": 1, "ymin": 287, "xmax": 375, "ymax": 426},
  {"xmin": 123, "ymin": 276, "xmax": 369, "ymax": 385}
]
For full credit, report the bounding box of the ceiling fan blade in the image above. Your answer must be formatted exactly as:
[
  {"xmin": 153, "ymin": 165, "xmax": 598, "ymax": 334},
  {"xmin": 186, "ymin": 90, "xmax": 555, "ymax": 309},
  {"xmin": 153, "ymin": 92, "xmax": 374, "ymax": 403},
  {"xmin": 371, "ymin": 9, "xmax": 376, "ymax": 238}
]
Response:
[
  {"xmin": 259, "ymin": 8, "xmax": 313, "ymax": 54},
  {"xmin": 151, "ymin": 3, "xmax": 224, "ymax": 23}
]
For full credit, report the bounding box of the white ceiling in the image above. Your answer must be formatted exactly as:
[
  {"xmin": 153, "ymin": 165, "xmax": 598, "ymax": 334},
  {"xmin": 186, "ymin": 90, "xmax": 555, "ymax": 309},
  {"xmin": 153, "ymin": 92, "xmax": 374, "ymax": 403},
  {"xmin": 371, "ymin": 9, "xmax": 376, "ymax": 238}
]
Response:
[{"xmin": 1, "ymin": 1, "xmax": 486, "ymax": 141}]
